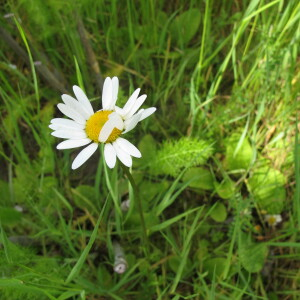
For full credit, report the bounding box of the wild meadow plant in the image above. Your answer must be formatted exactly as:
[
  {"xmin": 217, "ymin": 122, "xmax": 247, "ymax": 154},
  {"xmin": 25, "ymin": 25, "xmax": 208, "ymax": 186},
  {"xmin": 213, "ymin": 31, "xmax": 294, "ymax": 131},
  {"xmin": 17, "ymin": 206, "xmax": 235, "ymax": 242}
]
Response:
[{"xmin": 49, "ymin": 76, "xmax": 155, "ymax": 259}]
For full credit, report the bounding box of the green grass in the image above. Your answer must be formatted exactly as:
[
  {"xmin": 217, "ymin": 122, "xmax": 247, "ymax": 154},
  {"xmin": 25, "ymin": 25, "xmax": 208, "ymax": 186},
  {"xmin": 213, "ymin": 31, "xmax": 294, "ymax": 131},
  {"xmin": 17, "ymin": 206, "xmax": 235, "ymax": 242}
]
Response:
[{"xmin": 0, "ymin": 0, "xmax": 300, "ymax": 299}]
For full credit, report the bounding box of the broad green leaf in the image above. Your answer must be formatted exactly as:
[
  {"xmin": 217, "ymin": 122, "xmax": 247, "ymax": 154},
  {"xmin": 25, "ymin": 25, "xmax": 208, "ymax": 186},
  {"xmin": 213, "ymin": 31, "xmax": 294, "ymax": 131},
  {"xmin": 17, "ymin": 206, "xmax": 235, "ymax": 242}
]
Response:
[
  {"xmin": 210, "ymin": 202, "xmax": 227, "ymax": 223},
  {"xmin": 247, "ymin": 166, "xmax": 287, "ymax": 213},
  {"xmin": 239, "ymin": 240, "xmax": 268, "ymax": 273},
  {"xmin": 224, "ymin": 133, "xmax": 254, "ymax": 171},
  {"xmin": 214, "ymin": 178, "xmax": 235, "ymax": 199},
  {"xmin": 168, "ymin": 256, "xmax": 192, "ymax": 277},
  {"xmin": 156, "ymin": 10, "xmax": 168, "ymax": 28},
  {"xmin": 183, "ymin": 167, "xmax": 214, "ymax": 190},
  {"xmin": 170, "ymin": 9, "xmax": 201, "ymax": 46},
  {"xmin": 202, "ymin": 257, "xmax": 227, "ymax": 280},
  {"xmin": 139, "ymin": 180, "xmax": 169, "ymax": 206},
  {"xmin": 0, "ymin": 207, "xmax": 22, "ymax": 225},
  {"xmin": 125, "ymin": 212, "xmax": 159, "ymax": 232}
]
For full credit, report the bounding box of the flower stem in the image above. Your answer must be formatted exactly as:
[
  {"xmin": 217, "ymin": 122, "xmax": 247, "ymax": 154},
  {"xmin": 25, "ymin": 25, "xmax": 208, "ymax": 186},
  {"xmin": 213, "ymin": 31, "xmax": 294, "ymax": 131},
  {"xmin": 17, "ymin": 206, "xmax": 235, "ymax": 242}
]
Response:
[{"xmin": 121, "ymin": 164, "xmax": 149, "ymax": 256}]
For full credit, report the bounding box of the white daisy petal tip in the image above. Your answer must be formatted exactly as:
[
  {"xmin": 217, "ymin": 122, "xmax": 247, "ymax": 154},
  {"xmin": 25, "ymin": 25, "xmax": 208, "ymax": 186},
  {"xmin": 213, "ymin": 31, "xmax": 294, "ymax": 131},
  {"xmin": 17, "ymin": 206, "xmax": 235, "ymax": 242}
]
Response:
[
  {"xmin": 121, "ymin": 88, "xmax": 141, "ymax": 115},
  {"xmin": 102, "ymin": 77, "xmax": 113, "ymax": 110},
  {"xmin": 113, "ymin": 142, "xmax": 133, "ymax": 167},
  {"xmin": 104, "ymin": 143, "xmax": 117, "ymax": 168},
  {"xmin": 116, "ymin": 138, "xmax": 141, "ymax": 158},
  {"xmin": 139, "ymin": 107, "xmax": 157, "ymax": 121},
  {"xmin": 122, "ymin": 113, "xmax": 142, "ymax": 134},
  {"xmin": 71, "ymin": 143, "xmax": 98, "ymax": 170},
  {"xmin": 72, "ymin": 85, "xmax": 81, "ymax": 93},
  {"xmin": 56, "ymin": 138, "xmax": 91, "ymax": 150},
  {"xmin": 61, "ymin": 94, "xmax": 68, "ymax": 101}
]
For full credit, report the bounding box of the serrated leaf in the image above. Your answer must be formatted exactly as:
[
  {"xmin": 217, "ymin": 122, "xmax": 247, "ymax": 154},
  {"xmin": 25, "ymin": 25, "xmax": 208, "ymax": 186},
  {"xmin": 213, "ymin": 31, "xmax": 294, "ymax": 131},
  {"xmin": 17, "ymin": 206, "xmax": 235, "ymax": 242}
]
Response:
[
  {"xmin": 13, "ymin": 163, "xmax": 39, "ymax": 203},
  {"xmin": 151, "ymin": 138, "xmax": 213, "ymax": 177},
  {"xmin": 239, "ymin": 240, "xmax": 268, "ymax": 273},
  {"xmin": 39, "ymin": 176, "xmax": 57, "ymax": 202}
]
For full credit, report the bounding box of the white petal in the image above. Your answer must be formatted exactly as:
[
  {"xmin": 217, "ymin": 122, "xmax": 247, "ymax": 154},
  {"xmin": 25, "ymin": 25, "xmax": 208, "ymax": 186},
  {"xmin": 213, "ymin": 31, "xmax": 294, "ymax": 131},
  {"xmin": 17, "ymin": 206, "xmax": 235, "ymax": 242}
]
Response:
[
  {"xmin": 56, "ymin": 138, "xmax": 91, "ymax": 149},
  {"xmin": 51, "ymin": 129, "xmax": 87, "ymax": 139},
  {"xmin": 111, "ymin": 76, "xmax": 119, "ymax": 107},
  {"xmin": 123, "ymin": 113, "xmax": 141, "ymax": 134},
  {"xmin": 114, "ymin": 106, "xmax": 124, "ymax": 115},
  {"xmin": 73, "ymin": 85, "xmax": 94, "ymax": 115},
  {"xmin": 50, "ymin": 118, "xmax": 85, "ymax": 130},
  {"xmin": 71, "ymin": 143, "xmax": 98, "ymax": 170},
  {"xmin": 98, "ymin": 119, "xmax": 115, "ymax": 143},
  {"xmin": 98, "ymin": 113, "xmax": 124, "ymax": 142},
  {"xmin": 122, "ymin": 88, "xmax": 140, "ymax": 115},
  {"xmin": 102, "ymin": 77, "xmax": 113, "ymax": 110},
  {"xmin": 113, "ymin": 142, "xmax": 132, "ymax": 167},
  {"xmin": 61, "ymin": 94, "xmax": 90, "ymax": 120},
  {"xmin": 104, "ymin": 143, "xmax": 117, "ymax": 168},
  {"xmin": 138, "ymin": 107, "xmax": 156, "ymax": 121},
  {"xmin": 57, "ymin": 104, "xmax": 86, "ymax": 124},
  {"xmin": 124, "ymin": 94, "xmax": 147, "ymax": 120},
  {"xmin": 109, "ymin": 112, "xmax": 124, "ymax": 130},
  {"xmin": 49, "ymin": 124, "xmax": 58, "ymax": 130},
  {"xmin": 115, "ymin": 138, "xmax": 141, "ymax": 158}
]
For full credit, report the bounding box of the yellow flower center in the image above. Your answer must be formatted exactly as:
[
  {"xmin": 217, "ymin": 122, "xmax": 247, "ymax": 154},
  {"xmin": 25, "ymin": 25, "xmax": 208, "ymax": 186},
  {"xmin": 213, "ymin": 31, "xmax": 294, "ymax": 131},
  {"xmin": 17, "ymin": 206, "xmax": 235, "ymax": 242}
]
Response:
[
  {"xmin": 85, "ymin": 110, "xmax": 122, "ymax": 143},
  {"xmin": 267, "ymin": 216, "xmax": 276, "ymax": 226}
]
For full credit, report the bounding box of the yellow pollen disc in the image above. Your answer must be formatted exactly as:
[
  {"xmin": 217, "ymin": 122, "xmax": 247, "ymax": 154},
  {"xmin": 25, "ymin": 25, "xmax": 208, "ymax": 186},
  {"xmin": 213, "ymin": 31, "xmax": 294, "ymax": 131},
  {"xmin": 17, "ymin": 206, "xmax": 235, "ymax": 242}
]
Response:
[
  {"xmin": 268, "ymin": 217, "xmax": 276, "ymax": 225},
  {"xmin": 85, "ymin": 110, "xmax": 122, "ymax": 143}
]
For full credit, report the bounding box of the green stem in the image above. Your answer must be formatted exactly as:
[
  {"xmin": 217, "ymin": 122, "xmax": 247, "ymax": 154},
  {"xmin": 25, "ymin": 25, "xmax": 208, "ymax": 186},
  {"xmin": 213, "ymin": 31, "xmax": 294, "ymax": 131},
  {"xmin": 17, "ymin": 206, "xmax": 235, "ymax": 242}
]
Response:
[{"xmin": 121, "ymin": 164, "xmax": 149, "ymax": 256}]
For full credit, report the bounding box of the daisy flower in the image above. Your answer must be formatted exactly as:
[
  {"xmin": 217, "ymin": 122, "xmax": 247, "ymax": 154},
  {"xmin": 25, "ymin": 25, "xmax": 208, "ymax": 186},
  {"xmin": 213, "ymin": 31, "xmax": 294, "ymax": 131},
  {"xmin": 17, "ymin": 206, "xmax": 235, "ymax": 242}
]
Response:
[
  {"xmin": 49, "ymin": 77, "xmax": 156, "ymax": 169},
  {"xmin": 264, "ymin": 214, "xmax": 282, "ymax": 227}
]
